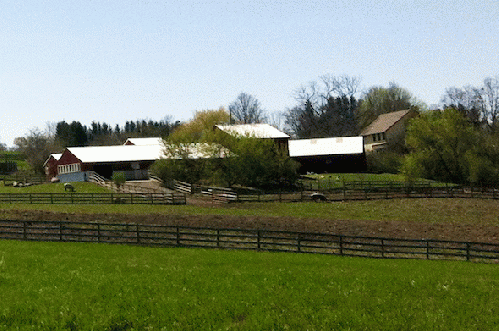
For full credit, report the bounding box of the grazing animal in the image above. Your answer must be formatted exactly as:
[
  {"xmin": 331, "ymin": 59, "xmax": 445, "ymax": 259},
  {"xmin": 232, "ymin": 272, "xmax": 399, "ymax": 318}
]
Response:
[
  {"xmin": 311, "ymin": 192, "xmax": 327, "ymax": 202},
  {"xmin": 64, "ymin": 183, "xmax": 75, "ymax": 192}
]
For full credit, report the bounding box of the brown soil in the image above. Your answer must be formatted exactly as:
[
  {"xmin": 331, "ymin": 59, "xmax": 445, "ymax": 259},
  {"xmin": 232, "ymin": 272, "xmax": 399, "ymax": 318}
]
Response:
[{"xmin": 2, "ymin": 207, "xmax": 499, "ymax": 243}]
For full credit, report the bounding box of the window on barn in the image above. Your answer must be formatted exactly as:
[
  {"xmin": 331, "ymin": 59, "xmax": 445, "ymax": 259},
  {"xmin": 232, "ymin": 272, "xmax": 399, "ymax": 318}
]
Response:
[{"xmin": 58, "ymin": 163, "xmax": 81, "ymax": 175}]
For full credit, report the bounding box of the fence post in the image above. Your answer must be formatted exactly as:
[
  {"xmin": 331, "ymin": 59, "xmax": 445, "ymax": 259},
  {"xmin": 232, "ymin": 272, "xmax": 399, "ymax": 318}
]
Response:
[
  {"xmin": 426, "ymin": 240, "xmax": 430, "ymax": 260},
  {"xmin": 23, "ymin": 221, "xmax": 27, "ymax": 240},
  {"xmin": 297, "ymin": 234, "xmax": 301, "ymax": 253},
  {"xmin": 257, "ymin": 230, "xmax": 261, "ymax": 250},
  {"xmin": 339, "ymin": 235, "xmax": 343, "ymax": 255},
  {"xmin": 381, "ymin": 239, "xmax": 385, "ymax": 258},
  {"xmin": 59, "ymin": 222, "xmax": 63, "ymax": 241},
  {"xmin": 217, "ymin": 229, "xmax": 220, "ymax": 248},
  {"xmin": 176, "ymin": 227, "xmax": 180, "ymax": 246},
  {"xmin": 466, "ymin": 242, "xmax": 471, "ymax": 261},
  {"xmin": 136, "ymin": 224, "xmax": 140, "ymax": 244}
]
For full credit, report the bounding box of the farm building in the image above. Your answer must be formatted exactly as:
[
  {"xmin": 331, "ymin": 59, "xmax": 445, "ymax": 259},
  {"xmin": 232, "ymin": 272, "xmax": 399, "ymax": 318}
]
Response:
[
  {"xmin": 46, "ymin": 138, "xmax": 226, "ymax": 183},
  {"xmin": 54, "ymin": 145, "xmax": 165, "ymax": 182},
  {"xmin": 361, "ymin": 109, "xmax": 417, "ymax": 152},
  {"xmin": 43, "ymin": 153, "xmax": 62, "ymax": 179},
  {"xmin": 214, "ymin": 123, "xmax": 290, "ymax": 153},
  {"xmin": 288, "ymin": 137, "xmax": 366, "ymax": 173}
]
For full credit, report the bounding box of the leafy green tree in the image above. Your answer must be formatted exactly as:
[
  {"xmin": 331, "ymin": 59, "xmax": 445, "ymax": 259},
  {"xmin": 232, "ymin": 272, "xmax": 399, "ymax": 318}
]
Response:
[
  {"xmin": 168, "ymin": 108, "xmax": 230, "ymax": 144},
  {"xmin": 402, "ymin": 108, "xmax": 499, "ymax": 185},
  {"xmin": 152, "ymin": 109, "xmax": 299, "ymax": 189},
  {"xmin": 215, "ymin": 136, "xmax": 299, "ymax": 189},
  {"xmin": 55, "ymin": 121, "xmax": 88, "ymax": 147},
  {"xmin": 358, "ymin": 83, "xmax": 419, "ymax": 129}
]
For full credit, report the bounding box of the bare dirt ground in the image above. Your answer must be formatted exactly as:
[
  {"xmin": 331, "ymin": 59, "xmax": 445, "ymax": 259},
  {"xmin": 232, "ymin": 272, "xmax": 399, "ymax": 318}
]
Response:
[{"xmin": 2, "ymin": 206, "xmax": 499, "ymax": 244}]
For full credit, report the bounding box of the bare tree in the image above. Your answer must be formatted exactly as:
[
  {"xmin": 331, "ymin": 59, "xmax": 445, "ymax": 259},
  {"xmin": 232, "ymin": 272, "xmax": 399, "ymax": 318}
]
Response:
[
  {"xmin": 228, "ymin": 93, "xmax": 266, "ymax": 124},
  {"xmin": 441, "ymin": 76, "xmax": 499, "ymax": 130},
  {"xmin": 320, "ymin": 74, "xmax": 361, "ymax": 99},
  {"xmin": 14, "ymin": 128, "xmax": 56, "ymax": 175},
  {"xmin": 482, "ymin": 76, "xmax": 499, "ymax": 129},
  {"xmin": 286, "ymin": 74, "xmax": 362, "ymax": 138}
]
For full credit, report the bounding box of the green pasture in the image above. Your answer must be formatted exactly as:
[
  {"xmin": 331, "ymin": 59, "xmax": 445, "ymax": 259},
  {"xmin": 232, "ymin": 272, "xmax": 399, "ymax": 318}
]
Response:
[
  {"xmin": 0, "ymin": 182, "xmax": 112, "ymax": 194},
  {"xmin": 300, "ymin": 172, "xmax": 452, "ymax": 190},
  {"xmin": 306, "ymin": 172, "xmax": 408, "ymax": 182},
  {"xmin": 0, "ymin": 240, "xmax": 497, "ymax": 330}
]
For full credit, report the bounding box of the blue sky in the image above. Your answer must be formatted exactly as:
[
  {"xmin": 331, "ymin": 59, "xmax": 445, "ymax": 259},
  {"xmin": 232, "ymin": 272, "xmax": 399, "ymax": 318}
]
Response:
[{"xmin": 1, "ymin": 0, "xmax": 498, "ymax": 146}]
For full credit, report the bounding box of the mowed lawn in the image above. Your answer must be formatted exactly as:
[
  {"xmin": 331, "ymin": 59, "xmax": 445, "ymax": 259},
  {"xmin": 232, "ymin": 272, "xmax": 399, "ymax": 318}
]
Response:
[{"xmin": 0, "ymin": 240, "xmax": 498, "ymax": 330}]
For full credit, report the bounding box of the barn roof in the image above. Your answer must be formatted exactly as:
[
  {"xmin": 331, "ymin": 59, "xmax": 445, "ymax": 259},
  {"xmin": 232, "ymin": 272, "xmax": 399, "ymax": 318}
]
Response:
[
  {"xmin": 124, "ymin": 137, "xmax": 164, "ymax": 146},
  {"xmin": 43, "ymin": 153, "xmax": 62, "ymax": 166},
  {"xmin": 288, "ymin": 137, "xmax": 364, "ymax": 158},
  {"xmin": 361, "ymin": 109, "xmax": 412, "ymax": 136},
  {"xmin": 66, "ymin": 145, "xmax": 165, "ymax": 163},
  {"xmin": 215, "ymin": 124, "xmax": 290, "ymax": 139},
  {"xmin": 63, "ymin": 142, "xmax": 223, "ymax": 164}
]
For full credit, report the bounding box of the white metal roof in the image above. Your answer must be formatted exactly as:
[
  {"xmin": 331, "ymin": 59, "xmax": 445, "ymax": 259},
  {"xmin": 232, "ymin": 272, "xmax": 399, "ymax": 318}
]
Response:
[
  {"xmin": 43, "ymin": 153, "xmax": 62, "ymax": 166},
  {"xmin": 65, "ymin": 143, "xmax": 223, "ymax": 164},
  {"xmin": 67, "ymin": 145, "xmax": 165, "ymax": 163},
  {"xmin": 215, "ymin": 124, "xmax": 290, "ymax": 139},
  {"xmin": 124, "ymin": 137, "xmax": 164, "ymax": 146},
  {"xmin": 288, "ymin": 137, "xmax": 364, "ymax": 158}
]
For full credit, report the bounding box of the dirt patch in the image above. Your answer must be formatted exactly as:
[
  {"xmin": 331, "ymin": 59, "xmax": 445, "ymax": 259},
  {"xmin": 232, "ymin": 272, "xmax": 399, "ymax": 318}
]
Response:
[{"xmin": 2, "ymin": 208, "xmax": 499, "ymax": 243}]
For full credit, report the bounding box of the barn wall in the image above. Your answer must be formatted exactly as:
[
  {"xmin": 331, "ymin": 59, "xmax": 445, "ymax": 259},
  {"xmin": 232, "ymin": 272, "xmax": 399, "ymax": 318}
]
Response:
[{"xmin": 58, "ymin": 171, "xmax": 87, "ymax": 183}]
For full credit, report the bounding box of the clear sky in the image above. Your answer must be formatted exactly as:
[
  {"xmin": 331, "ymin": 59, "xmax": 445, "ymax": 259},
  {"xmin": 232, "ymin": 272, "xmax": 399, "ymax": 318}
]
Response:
[{"xmin": 1, "ymin": 0, "xmax": 498, "ymax": 147}]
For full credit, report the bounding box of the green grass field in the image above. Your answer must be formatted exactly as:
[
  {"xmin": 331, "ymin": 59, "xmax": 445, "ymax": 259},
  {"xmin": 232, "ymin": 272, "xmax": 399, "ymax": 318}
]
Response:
[
  {"xmin": 301, "ymin": 173, "xmax": 452, "ymax": 191},
  {"xmin": 0, "ymin": 182, "xmax": 112, "ymax": 194},
  {"xmin": 0, "ymin": 240, "xmax": 498, "ymax": 330},
  {"xmin": 1, "ymin": 177, "xmax": 499, "ymax": 329}
]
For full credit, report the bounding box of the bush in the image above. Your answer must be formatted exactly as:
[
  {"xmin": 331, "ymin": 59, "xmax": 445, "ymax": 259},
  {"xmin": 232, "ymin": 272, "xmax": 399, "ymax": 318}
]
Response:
[
  {"xmin": 111, "ymin": 172, "xmax": 126, "ymax": 189},
  {"xmin": 366, "ymin": 151, "xmax": 403, "ymax": 174}
]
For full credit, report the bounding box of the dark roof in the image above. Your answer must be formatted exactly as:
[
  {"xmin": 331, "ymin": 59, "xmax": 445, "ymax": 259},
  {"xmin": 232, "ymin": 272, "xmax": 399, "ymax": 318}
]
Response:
[{"xmin": 361, "ymin": 109, "xmax": 412, "ymax": 136}]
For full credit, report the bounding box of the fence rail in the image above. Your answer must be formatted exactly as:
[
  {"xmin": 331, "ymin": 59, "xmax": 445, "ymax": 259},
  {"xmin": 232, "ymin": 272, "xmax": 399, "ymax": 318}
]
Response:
[
  {"xmin": 232, "ymin": 186, "xmax": 499, "ymax": 203},
  {"xmin": 0, "ymin": 192, "xmax": 186, "ymax": 205},
  {"xmin": 1, "ymin": 219, "xmax": 498, "ymax": 263}
]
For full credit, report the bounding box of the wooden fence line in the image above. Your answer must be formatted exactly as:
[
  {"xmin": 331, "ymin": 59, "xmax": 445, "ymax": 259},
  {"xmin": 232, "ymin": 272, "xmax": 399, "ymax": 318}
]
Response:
[
  {"xmin": 0, "ymin": 192, "xmax": 186, "ymax": 205},
  {"xmin": 1, "ymin": 219, "xmax": 498, "ymax": 263},
  {"xmin": 233, "ymin": 186, "xmax": 499, "ymax": 203}
]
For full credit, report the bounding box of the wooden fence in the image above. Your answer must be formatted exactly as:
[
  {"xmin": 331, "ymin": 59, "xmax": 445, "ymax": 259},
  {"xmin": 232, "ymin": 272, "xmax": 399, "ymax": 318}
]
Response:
[
  {"xmin": 1, "ymin": 219, "xmax": 498, "ymax": 263},
  {"xmin": 232, "ymin": 186, "xmax": 499, "ymax": 203},
  {"xmin": 0, "ymin": 192, "xmax": 186, "ymax": 205}
]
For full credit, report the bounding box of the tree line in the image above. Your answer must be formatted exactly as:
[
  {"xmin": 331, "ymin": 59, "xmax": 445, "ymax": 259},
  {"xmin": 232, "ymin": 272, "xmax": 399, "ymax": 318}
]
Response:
[
  {"xmin": 12, "ymin": 73, "xmax": 499, "ymax": 187},
  {"xmin": 52, "ymin": 118, "xmax": 180, "ymax": 148}
]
